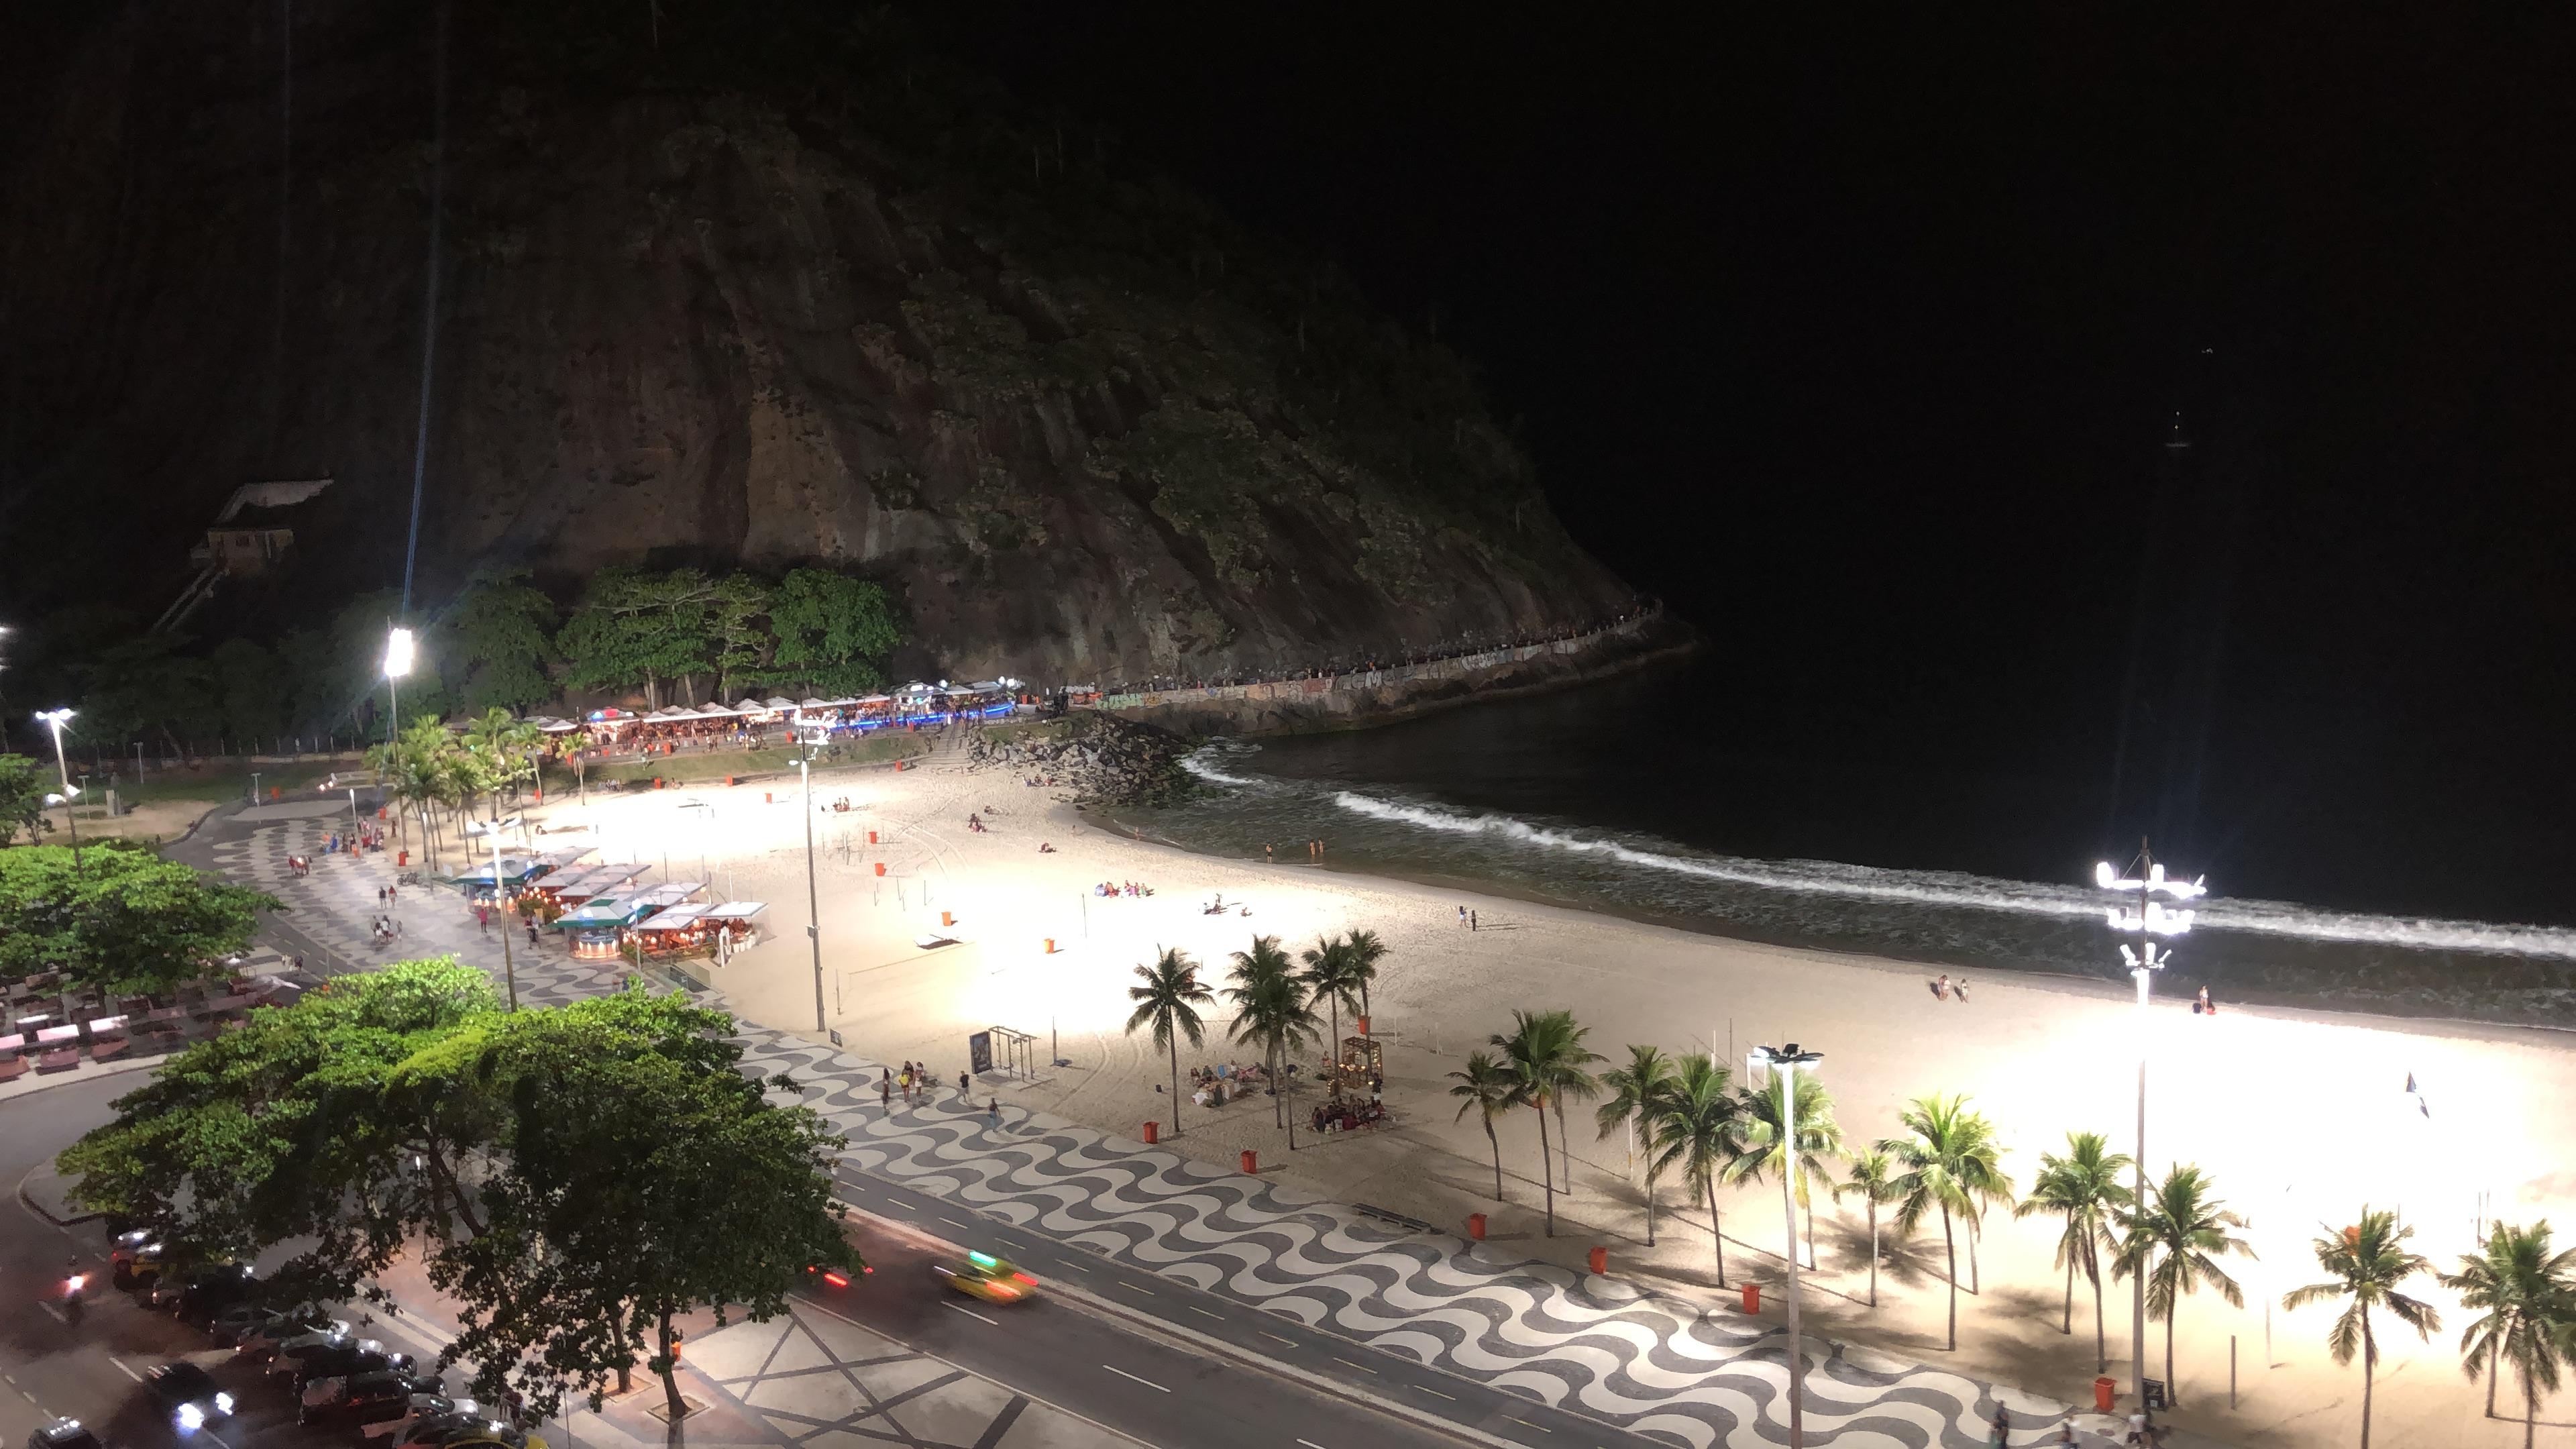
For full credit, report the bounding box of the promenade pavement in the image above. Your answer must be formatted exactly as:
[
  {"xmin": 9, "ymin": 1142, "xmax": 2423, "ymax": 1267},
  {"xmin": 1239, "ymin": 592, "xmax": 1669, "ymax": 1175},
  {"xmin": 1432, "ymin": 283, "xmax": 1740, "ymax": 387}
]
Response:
[{"xmin": 184, "ymin": 808, "xmax": 2190, "ymax": 1449}]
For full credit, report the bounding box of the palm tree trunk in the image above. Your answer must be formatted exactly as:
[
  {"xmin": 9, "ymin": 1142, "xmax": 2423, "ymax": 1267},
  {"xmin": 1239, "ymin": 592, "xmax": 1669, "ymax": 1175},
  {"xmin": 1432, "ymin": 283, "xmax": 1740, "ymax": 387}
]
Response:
[
  {"xmin": 2063, "ymin": 1254, "xmax": 2076, "ymax": 1334},
  {"xmin": 2360, "ymin": 1317, "xmax": 2376, "ymax": 1449},
  {"xmin": 1867, "ymin": 1203, "xmax": 1879, "ymax": 1307},
  {"xmin": 1941, "ymin": 1205, "xmax": 1957, "ymax": 1350},
  {"xmin": 1168, "ymin": 1036, "xmax": 1182, "ymax": 1138},
  {"xmin": 2489, "ymin": 1340, "xmax": 2500, "ymax": 1417},
  {"xmin": 1803, "ymin": 1193, "xmax": 1816, "ymax": 1270},
  {"xmin": 1644, "ymin": 1164, "xmax": 1658, "ymax": 1247},
  {"xmin": 1554, "ymin": 1099, "xmax": 1572, "ymax": 1196},
  {"xmin": 2165, "ymin": 1299, "xmax": 2178, "ymax": 1408},
  {"xmin": 1485, "ymin": 1117, "xmax": 1503, "ymax": 1201},
  {"xmin": 1270, "ymin": 1042, "xmax": 1283, "ymax": 1128},
  {"xmin": 2526, "ymin": 1370, "xmax": 2538, "ymax": 1449},
  {"xmin": 1537, "ymin": 1105, "xmax": 1556, "ymax": 1236},
  {"xmin": 1707, "ymin": 1177, "xmax": 1727, "ymax": 1287},
  {"xmin": 1968, "ymin": 1219, "xmax": 1980, "ymax": 1293},
  {"xmin": 2090, "ymin": 1250, "xmax": 2108, "ymax": 1371}
]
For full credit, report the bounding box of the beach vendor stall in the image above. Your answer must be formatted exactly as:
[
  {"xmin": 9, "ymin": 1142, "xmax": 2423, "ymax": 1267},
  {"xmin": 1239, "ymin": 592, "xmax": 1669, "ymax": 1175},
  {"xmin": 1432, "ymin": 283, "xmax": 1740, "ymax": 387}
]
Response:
[
  {"xmin": 550, "ymin": 881, "xmax": 706, "ymax": 960},
  {"xmin": 440, "ymin": 845, "xmax": 593, "ymax": 903},
  {"xmin": 532, "ymin": 862, "xmax": 649, "ymax": 908},
  {"xmin": 629, "ymin": 900, "xmax": 769, "ymax": 961},
  {"xmin": 702, "ymin": 901, "xmax": 768, "ymax": 963}
]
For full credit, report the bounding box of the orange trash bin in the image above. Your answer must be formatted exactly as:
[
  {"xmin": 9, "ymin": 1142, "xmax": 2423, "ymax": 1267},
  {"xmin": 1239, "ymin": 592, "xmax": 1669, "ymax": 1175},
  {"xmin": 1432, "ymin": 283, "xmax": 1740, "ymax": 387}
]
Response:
[
  {"xmin": 1467, "ymin": 1213, "xmax": 1487, "ymax": 1240},
  {"xmin": 1741, "ymin": 1283, "xmax": 1762, "ymax": 1314},
  {"xmin": 2094, "ymin": 1376, "xmax": 2116, "ymax": 1412},
  {"xmin": 1587, "ymin": 1247, "xmax": 1608, "ymax": 1275},
  {"xmin": 1240, "ymin": 1149, "xmax": 1257, "ymax": 1174},
  {"xmin": 873, "ymin": 862, "xmax": 886, "ymax": 876},
  {"xmin": 1142, "ymin": 1121, "xmax": 1159, "ymax": 1144}
]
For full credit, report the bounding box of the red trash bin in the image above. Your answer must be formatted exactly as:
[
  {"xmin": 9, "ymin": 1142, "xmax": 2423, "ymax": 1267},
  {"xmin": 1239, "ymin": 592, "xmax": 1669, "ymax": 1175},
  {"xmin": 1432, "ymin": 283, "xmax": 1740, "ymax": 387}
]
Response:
[
  {"xmin": 1240, "ymin": 1149, "xmax": 1258, "ymax": 1174},
  {"xmin": 1142, "ymin": 1121, "xmax": 1159, "ymax": 1144},
  {"xmin": 2094, "ymin": 1375, "xmax": 2116, "ymax": 1412},
  {"xmin": 1467, "ymin": 1213, "xmax": 1487, "ymax": 1241},
  {"xmin": 873, "ymin": 862, "xmax": 886, "ymax": 876},
  {"xmin": 1741, "ymin": 1283, "xmax": 1762, "ymax": 1314},
  {"xmin": 1587, "ymin": 1246, "xmax": 1608, "ymax": 1275}
]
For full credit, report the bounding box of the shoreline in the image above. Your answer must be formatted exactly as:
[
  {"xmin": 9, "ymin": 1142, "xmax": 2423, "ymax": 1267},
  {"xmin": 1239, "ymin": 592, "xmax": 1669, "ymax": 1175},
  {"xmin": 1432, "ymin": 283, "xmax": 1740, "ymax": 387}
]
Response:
[{"xmin": 1089, "ymin": 800, "xmax": 2576, "ymax": 1054}]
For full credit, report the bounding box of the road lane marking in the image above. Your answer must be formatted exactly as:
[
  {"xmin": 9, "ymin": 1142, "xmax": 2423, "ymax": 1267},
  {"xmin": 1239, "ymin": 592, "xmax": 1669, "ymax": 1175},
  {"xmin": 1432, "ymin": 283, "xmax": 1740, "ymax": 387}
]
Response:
[
  {"xmin": 1101, "ymin": 1365, "xmax": 1169, "ymax": 1393},
  {"xmin": 108, "ymin": 1356, "xmax": 144, "ymax": 1382},
  {"xmin": 938, "ymin": 1216, "xmax": 971, "ymax": 1229},
  {"xmin": 1259, "ymin": 1330, "xmax": 1295, "ymax": 1346},
  {"xmin": 1332, "ymin": 1357, "xmax": 1377, "ymax": 1375},
  {"xmin": 942, "ymin": 1301, "xmax": 1000, "ymax": 1326},
  {"xmin": 1297, "ymin": 1440, "xmax": 1330, "ymax": 1448},
  {"xmin": 1119, "ymin": 1281, "xmax": 1156, "ymax": 1296},
  {"xmin": 1187, "ymin": 1306, "xmax": 1222, "ymax": 1320},
  {"xmin": 1411, "ymin": 1385, "xmax": 1455, "ymax": 1401}
]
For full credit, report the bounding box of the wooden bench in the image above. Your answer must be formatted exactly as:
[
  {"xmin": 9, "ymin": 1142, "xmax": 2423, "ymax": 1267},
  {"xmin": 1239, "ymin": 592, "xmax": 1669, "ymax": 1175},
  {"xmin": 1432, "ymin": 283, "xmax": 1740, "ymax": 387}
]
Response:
[{"xmin": 1353, "ymin": 1202, "xmax": 1439, "ymax": 1236}]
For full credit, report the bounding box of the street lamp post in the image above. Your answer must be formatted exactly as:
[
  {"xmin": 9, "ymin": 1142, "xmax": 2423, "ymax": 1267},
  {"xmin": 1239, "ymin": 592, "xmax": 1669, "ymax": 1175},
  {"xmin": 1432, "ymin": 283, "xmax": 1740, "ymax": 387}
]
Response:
[
  {"xmin": 471, "ymin": 816, "xmax": 523, "ymax": 1011},
  {"xmin": 35, "ymin": 709, "xmax": 80, "ymax": 871},
  {"xmin": 2096, "ymin": 843, "xmax": 2204, "ymax": 1410},
  {"xmin": 797, "ymin": 734, "xmax": 826, "ymax": 1033},
  {"xmin": 1749, "ymin": 1042, "xmax": 1824, "ymax": 1449}
]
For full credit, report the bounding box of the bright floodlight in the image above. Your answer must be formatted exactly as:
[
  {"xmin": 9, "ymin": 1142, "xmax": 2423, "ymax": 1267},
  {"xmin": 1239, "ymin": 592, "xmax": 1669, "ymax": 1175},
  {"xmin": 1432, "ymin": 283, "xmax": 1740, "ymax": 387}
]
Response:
[
  {"xmin": 34, "ymin": 707, "xmax": 73, "ymax": 727},
  {"xmin": 2106, "ymin": 899, "xmax": 2196, "ymax": 936},
  {"xmin": 2094, "ymin": 859, "xmax": 2206, "ymax": 900},
  {"xmin": 383, "ymin": 627, "xmax": 417, "ymax": 680},
  {"xmin": 2118, "ymin": 941, "xmax": 2172, "ymax": 973}
]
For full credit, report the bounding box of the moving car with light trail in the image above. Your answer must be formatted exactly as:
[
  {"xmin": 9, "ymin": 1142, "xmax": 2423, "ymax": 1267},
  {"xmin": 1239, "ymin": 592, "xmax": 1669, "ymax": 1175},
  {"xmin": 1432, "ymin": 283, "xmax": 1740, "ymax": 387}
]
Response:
[
  {"xmin": 25, "ymin": 1419, "xmax": 103, "ymax": 1449},
  {"xmin": 928, "ymin": 1250, "xmax": 1038, "ymax": 1304},
  {"xmin": 143, "ymin": 1362, "xmax": 235, "ymax": 1434}
]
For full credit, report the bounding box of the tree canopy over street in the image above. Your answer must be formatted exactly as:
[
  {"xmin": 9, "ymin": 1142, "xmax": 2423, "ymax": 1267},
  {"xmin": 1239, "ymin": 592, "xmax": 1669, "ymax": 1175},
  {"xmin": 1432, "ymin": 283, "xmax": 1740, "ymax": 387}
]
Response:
[{"xmin": 0, "ymin": 842, "xmax": 275, "ymax": 991}]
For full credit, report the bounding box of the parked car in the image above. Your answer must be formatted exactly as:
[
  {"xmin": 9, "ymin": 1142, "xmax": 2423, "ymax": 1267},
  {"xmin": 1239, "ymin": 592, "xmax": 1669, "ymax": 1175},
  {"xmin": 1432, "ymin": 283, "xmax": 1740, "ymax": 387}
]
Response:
[
  {"xmin": 174, "ymin": 1265, "xmax": 260, "ymax": 1326},
  {"xmin": 234, "ymin": 1311, "xmax": 350, "ymax": 1360},
  {"xmin": 274, "ymin": 1336, "xmax": 413, "ymax": 1392},
  {"xmin": 300, "ymin": 1368, "xmax": 441, "ymax": 1426},
  {"xmin": 25, "ymin": 1419, "xmax": 103, "ymax": 1449},
  {"xmin": 142, "ymin": 1362, "xmax": 235, "ymax": 1434},
  {"xmin": 401, "ymin": 1415, "xmax": 543, "ymax": 1449},
  {"xmin": 383, "ymin": 1395, "xmax": 484, "ymax": 1446},
  {"xmin": 109, "ymin": 1233, "xmax": 166, "ymax": 1289}
]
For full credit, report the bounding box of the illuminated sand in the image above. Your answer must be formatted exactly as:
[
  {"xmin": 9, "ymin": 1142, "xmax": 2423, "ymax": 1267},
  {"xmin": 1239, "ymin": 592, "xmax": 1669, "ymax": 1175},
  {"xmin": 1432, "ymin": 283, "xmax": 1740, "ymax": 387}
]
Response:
[{"xmin": 532, "ymin": 746, "xmax": 2576, "ymax": 1449}]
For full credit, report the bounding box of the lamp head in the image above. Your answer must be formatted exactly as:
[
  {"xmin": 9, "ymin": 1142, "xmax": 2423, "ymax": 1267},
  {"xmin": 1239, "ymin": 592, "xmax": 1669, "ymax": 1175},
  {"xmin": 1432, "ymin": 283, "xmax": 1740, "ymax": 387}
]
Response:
[
  {"xmin": 383, "ymin": 627, "xmax": 416, "ymax": 680},
  {"xmin": 35, "ymin": 707, "xmax": 74, "ymax": 729}
]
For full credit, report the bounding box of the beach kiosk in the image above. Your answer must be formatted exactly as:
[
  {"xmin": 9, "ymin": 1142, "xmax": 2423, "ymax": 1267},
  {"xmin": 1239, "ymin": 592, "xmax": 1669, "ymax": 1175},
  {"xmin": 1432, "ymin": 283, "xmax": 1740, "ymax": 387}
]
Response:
[{"xmin": 551, "ymin": 881, "xmax": 706, "ymax": 960}]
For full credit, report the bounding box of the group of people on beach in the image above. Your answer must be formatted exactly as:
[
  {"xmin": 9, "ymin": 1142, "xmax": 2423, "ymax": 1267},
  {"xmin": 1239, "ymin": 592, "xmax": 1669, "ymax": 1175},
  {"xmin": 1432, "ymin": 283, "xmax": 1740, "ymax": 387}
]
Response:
[{"xmin": 1093, "ymin": 879, "xmax": 1154, "ymax": 897}]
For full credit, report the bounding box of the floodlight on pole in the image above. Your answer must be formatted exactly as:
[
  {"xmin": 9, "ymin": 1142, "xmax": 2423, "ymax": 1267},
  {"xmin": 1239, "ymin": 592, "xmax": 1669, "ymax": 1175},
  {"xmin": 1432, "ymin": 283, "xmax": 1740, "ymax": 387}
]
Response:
[
  {"xmin": 2097, "ymin": 838, "xmax": 2198, "ymax": 1412},
  {"xmin": 1748, "ymin": 1042, "xmax": 1823, "ymax": 1449},
  {"xmin": 796, "ymin": 728, "xmax": 827, "ymax": 1032},
  {"xmin": 34, "ymin": 708, "xmax": 81, "ymax": 870},
  {"xmin": 383, "ymin": 625, "xmax": 414, "ymax": 749}
]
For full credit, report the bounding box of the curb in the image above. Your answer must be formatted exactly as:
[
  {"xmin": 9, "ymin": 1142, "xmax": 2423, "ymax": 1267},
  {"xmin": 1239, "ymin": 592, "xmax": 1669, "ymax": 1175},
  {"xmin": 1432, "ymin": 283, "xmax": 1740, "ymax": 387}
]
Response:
[
  {"xmin": 834, "ymin": 1197, "xmax": 1609, "ymax": 1449},
  {"xmin": 18, "ymin": 1165, "xmax": 99, "ymax": 1227}
]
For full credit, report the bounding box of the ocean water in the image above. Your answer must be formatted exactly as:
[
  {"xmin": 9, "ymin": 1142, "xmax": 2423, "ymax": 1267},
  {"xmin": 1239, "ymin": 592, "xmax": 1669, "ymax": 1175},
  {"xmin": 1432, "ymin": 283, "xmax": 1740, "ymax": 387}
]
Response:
[{"xmin": 1117, "ymin": 663, "xmax": 2576, "ymax": 1031}]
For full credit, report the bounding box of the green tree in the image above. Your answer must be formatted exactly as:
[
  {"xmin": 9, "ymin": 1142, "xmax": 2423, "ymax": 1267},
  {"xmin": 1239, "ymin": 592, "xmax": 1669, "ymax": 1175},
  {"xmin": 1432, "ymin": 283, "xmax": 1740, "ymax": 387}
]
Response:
[
  {"xmin": 58, "ymin": 957, "xmax": 505, "ymax": 1298},
  {"xmin": 557, "ymin": 567, "xmax": 722, "ymax": 709},
  {"xmin": 1491, "ymin": 1009, "xmax": 1602, "ymax": 1236},
  {"xmin": 0, "ymin": 843, "xmax": 276, "ymax": 993},
  {"xmin": 1876, "ymin": 1093, "xmax": 2016, "ymax": 1352},
  {"xmin": 209, "ymin": 637, "xmax": 288, "ymax": 743},
  {"xmin": 432, "ymin": 1010, "xmax": 859, "ymax": 1419},
  {"xmin": 76, "ymin": 633, "xmax": 217, "ymax": 752},
  {"xmin": 1226, "ymin": 935, "xmax": 1320, "ymax": 1146},
  {"xmin": 1727, "ymin": 1069, "xmax": 1845, "ymax": 1269},
  {"xmin": 447, "ymin": 570, "xmax": 559, "ymax": 714},
  {"xmin": 2017, "ymin": 1131, "xmax": 2136, "ymax": 1368},
  {"xmin": 765, "ymin": 567, "xmax": 901, "ymax": 696},
  {"xmin": 708, "ymin": 572, "xmax": 773, "ymax": 702},
  {"xmin": 2440, "ymin": 1221, "xmax": 2575, "ymax": 1446},
  {"xmin": 1595, "ymin": 1044, "xmax": 1680, "ymax": 1245},
  {"xmin": 1646, "ymin": 1055, "xmax": 1741, "ymax": 1284},
  {"xmin": 1835, "ymin": 1149, "xmax": 1902, "ymax": 1308},
  {"xmin": 1341, "ymin": 926, "xmax": 1386, "ymax": 1019},
  {"xmin": 0, "ymin": 753, "xmax": 53, "ymax": 845},
  {"xmin": 461, "ymin": 708, "xmax": 546, "ymax": 812},
  {"xmin": 2115, "ymin": 1163, "xmax": 2256, "ymax": 1405},
  {"xmin": 2025, "ymin": 1131, "xmax": 2138, "ymax": 1358},
  {"xmin": 1448, "ymin": 1051, "xmax": 1517, "ymax": 1202},
  {"xmin": 1125, "ymin": 947, "xmax": 1214, "ymax": 1136},
  {"xmin": 1297, "ymin": 935, "xmax": 1366, "ymax": 1085},
  {"xmin": 2284, "ymin": 1208, "xmax": 2437, "ymax": 1448}
]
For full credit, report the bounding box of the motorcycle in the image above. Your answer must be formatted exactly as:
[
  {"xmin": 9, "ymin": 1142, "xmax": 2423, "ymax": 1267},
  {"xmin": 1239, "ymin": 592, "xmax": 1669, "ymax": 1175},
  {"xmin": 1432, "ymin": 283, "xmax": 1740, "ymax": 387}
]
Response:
[{"xmin": 63, "ymin": 1269, "xmax": 86, "ymax": 1324}]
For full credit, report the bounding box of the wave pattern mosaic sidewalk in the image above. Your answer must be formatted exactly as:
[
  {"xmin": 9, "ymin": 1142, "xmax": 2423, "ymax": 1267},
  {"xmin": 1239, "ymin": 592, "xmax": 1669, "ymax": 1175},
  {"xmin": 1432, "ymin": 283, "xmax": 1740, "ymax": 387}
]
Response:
[{"xmin": 206, "ymin": 818, "xmax": 2130, "ymax": 1449}]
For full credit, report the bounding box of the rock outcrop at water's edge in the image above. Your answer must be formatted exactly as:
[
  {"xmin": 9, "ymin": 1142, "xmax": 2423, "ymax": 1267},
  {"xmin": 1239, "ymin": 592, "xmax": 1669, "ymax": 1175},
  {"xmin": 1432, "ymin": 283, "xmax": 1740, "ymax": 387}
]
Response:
[{"xmin": 0, "ymin": 1, "xmax": 1636, "ymax": 694}]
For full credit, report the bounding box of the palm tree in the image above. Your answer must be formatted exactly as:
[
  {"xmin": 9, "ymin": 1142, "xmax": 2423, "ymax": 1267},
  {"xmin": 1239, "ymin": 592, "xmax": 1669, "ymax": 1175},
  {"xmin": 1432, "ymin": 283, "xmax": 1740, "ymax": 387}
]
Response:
[
  {"xmin": 2284, "ymin": 1208, "xmax": 2438, "ymax": 1448},
  {"xmin": 1125, "ymin": 947, "xmax": 1214, "ymax": 1136},
  {"xmin": 2015, "ymin": 1131, "xmax": 2135, "ymax": 1369},
  {"xmin": 1595, "ymin": 1045, "xmax": 1681, "ymax": 1246},
  {"xmin": 2440, "ymin": 1220, "xmax": 2575, "ymax": 1447},
  {"xmin": 2115, "ymin": 1164, "xmax": 2255, "ymax": 1407},
  {"xmin": 1876, "ymin": 1093, "xmax": 2015, "ymax": 1352},
  {"xmin": 1342, "ymin": 927, "xmax": 1387, "ymax": 1021},
  {"xmin": 1298, "ymin": 935, "xmax": 1365, "ymax": 1085},
  {"xmin": 1646, "ymin": 1055, "xmax": 1740, "ymax": 1285},
  {"xmin": 1227, "ymin": 936, "xmax": 1321, "ymax": 1147},
  {"xmin": 1538, "ymin": 1010, "xmax": 1604, "ymax": 1197},
  {"xmin": 1725, "ymin": 1070, "xmax": 1845, "ymax": 1269},
  {"xmin": 1449, "ymin": 1051, "xmax": 1518, "ymax": 1201},
  {"xmin": 1835, "ymin": 1150, "xmax": 1901, "ymax": 1308},
  {"xmin": 1492, "ymin": 1010, "xmax": 1602, "ymax": 1230}
]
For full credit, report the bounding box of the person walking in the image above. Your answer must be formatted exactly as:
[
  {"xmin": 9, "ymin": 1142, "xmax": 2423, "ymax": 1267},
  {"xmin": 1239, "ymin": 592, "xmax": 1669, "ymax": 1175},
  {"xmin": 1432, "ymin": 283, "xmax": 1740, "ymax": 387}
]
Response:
[
  {"xmin": 879, "ymin": 1075, "xmax": 891, "ymax": 1109},
  {"xmin": 986, "ymin": 1097, "xmax": 1001, "ymax": 1131},
  {"xmin": 1988, "ymin": 1406, "xmax": 2010, "ymax": 1446},
  {"xmin": 958, "ymin": 1069, "xmax": 970, "ymax": 1097}
]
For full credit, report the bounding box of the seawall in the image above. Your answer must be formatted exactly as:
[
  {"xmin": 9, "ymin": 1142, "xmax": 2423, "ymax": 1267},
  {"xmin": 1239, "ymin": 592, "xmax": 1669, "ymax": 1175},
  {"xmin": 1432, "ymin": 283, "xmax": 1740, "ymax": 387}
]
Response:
[{"xmin": 1079, "ymin": 613, "xmax": 1697, "ymax": 737}]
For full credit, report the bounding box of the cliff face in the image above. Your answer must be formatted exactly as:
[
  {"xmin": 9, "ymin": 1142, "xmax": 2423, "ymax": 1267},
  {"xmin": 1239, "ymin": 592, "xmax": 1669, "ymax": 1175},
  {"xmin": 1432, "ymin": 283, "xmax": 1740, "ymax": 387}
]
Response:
[{"xmin": 0, "ymin": 3, "xmax": 1631, "ymax": 685}]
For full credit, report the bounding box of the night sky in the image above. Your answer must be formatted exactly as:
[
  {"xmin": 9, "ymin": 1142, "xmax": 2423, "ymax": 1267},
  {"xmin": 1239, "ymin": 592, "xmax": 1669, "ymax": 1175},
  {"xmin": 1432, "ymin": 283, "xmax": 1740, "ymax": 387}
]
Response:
[{"xmin": 921, "ymin": 6, "xmax": 2576, "ymax": 922}]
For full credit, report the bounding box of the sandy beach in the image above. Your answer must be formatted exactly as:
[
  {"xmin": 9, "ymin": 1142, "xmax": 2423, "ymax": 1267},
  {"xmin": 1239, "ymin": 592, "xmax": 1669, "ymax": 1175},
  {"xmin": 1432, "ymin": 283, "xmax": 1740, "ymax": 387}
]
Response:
[{"xmin": 520, "ymin": 737, "xmax": 2576, "ymax": 1449}]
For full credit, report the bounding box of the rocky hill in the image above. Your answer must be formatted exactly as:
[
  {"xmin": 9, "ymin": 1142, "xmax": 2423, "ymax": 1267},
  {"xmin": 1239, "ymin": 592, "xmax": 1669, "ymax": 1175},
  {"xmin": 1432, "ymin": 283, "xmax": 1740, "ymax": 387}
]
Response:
[{"xmin": 0, "ymin": 2, "xmax": 1633, "ymax": 687}]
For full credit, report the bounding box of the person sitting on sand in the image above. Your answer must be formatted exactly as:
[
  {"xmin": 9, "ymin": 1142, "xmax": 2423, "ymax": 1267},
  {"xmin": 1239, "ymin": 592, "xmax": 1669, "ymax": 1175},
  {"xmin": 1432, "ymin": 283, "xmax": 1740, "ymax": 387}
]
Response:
[
  {"xmin": 1930, "ymin": 973, "xmax": 1951, "ymax": 1001},
  {"xmin": 1038, "ymin": 841, "xmax": 1055, "ymax": 853},
  {"xmin": 1955, "ymin": 977, "xmax": 1970, "ymax": 1004}
]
